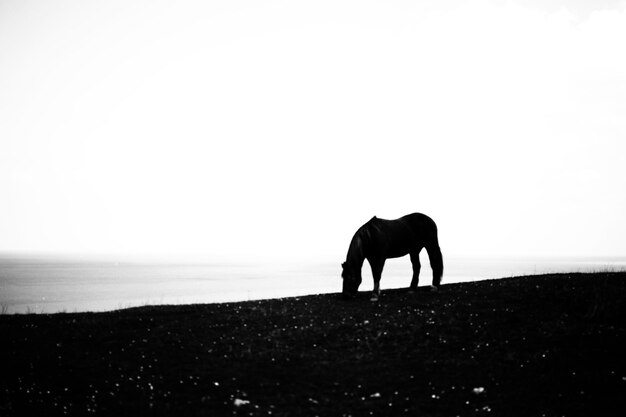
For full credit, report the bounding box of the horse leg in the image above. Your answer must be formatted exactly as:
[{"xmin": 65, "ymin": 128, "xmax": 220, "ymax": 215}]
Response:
[
  {"xmin": 409, "ymin": 250, "xmax": 422, "ymax": 292},
  {"xmin": 426, "ymin": 243, "xmax": 444, "ymax": 288},
  {"xmin": 369, "ymin": 259, "xmax": 385, "ymax": 301}
]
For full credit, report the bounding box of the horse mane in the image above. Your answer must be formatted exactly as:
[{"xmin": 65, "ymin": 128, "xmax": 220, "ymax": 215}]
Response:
[
  {"xmin": 359, "ymin": 218, "xmax": 377, "ymax": 242},
  {"xmin": 346, "ymin": 221, "xmax": 371, "ymax": 265}
]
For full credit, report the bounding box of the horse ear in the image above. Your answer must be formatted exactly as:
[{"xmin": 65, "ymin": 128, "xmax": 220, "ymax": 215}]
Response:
[{"xmin": 341, "ymin": 262, "xmax": 346, "ymax": 269}]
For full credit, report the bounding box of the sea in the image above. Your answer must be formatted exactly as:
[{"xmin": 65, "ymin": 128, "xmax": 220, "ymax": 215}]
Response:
[{"xmin": 1, "ymin": 254, "xmax": 625, "ymax": 314}]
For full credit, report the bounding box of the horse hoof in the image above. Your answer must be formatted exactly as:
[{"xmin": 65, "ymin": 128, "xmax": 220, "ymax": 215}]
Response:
[
  {"xmin": 429, "ymin": 285, "xmax": 439, "ymax": 292},
  {"xmin": 370, "ymin": 295, "xmax": 379, "ymax": 302}
]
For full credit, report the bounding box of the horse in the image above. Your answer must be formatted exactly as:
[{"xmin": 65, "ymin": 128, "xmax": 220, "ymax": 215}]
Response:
[{"xmin": 341, "ymin": 213, "xmax": 443, "ymax": 301}]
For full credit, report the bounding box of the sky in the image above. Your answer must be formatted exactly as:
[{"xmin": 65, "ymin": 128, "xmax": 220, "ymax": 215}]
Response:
[{"xmin": 1, "ymin": 0, "xmax": 625, "ymax": 262}]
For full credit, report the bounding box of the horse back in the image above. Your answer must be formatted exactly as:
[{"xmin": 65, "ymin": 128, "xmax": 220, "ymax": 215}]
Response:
[
  {"xmin": 365, "ymin": 213, "xmax": 438, "ymax": 258},
  {"xmin": 402, "ymin": 213, "xmax": 438, "ymax": 240}
]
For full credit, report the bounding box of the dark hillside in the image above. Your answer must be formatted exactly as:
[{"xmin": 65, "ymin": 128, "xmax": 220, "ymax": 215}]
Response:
[{"xmin": 1, "ymin": 273, "xmax": 625, "ymax": 416}]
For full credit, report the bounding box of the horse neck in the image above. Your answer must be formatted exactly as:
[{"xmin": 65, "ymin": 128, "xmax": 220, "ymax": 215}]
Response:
[{"xmin": 346, "ymin": 232, "xmax": 366, "ymax": 271}]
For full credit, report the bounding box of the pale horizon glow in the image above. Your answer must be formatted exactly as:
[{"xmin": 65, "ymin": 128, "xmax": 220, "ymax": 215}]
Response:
[{"xmin": 1, "ymin": 0, "xmax": 625, "ymax": 262}]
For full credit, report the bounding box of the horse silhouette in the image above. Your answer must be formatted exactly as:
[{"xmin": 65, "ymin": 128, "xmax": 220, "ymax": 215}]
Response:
[{"xmin": 341, "ymin": 213, "xmax": 443, "ymax": 300}]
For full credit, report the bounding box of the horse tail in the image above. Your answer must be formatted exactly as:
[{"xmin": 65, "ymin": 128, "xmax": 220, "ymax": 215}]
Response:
[{"xmin": 426, "ymin": 234, "xmax": 443, "ymax": 287}]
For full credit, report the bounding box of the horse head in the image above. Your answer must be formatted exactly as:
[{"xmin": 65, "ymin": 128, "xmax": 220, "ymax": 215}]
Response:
[{"xmin": 341, "ymin": 261, "xmax": 362, "ymax": 296}]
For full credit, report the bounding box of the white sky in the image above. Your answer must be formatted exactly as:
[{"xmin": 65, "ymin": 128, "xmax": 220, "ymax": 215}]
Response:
[{"xmin": 1, "ymin": 0, "xmax": 625, "ymax": 261}]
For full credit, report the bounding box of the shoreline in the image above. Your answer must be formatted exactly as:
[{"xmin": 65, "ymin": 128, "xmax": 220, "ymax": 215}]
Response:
[
  {"xmin": 3, "ymin": 256, "xmax": 626, "ymax": 315},
  {"xmin": 2, "ymin": 272, "xmax": 625, "ymax": 416}
]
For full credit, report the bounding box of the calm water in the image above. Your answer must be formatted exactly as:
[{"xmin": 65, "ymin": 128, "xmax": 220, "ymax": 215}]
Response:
[{"xmin": 1, "ymin": 254, "xmax": 625, "ymax": 314}]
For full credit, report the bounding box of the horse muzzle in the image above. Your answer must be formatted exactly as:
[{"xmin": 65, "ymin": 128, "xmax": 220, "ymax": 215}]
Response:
[{"xmin": 342, "ymin": 278, "xmax": 361, "ymax": 295}]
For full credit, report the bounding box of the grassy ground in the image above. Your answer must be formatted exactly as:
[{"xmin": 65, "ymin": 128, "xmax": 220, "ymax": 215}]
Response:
[{"xmin": 1, "ymin": 272, "xmax": 625, "ymax": 416}]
